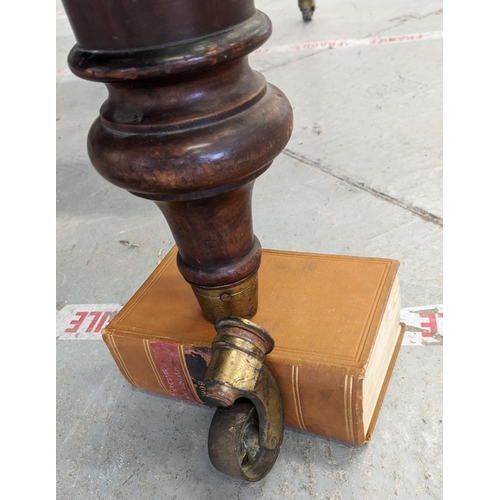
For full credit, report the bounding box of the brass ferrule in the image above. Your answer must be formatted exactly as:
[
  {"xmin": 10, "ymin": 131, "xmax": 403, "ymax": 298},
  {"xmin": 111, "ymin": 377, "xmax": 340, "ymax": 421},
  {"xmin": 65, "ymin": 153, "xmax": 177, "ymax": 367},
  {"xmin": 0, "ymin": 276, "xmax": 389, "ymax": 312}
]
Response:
[{"xmin": 190, "ymin": 271, "xmax": 258, "ymax": 323}]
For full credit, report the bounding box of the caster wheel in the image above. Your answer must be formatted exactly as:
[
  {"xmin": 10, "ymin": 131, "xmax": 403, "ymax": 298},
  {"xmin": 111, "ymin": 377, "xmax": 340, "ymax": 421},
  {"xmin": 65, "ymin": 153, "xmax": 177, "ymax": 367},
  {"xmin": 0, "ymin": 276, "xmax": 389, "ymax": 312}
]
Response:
[
  {"xmin": 302, "ymin": 9, "xmax": 314, "ymax": 22},
  {"xmin": 208, "ymin": 400, "xmax": 282, "ymax": 481}
]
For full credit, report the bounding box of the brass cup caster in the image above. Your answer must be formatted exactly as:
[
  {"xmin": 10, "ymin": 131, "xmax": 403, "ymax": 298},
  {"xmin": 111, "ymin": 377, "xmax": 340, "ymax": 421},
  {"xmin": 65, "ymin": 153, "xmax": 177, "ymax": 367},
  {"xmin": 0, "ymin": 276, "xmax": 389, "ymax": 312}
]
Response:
[
  {"xmin": 299, "ymin": 0, "xmax": 316, "ymax": 21},
  {"xmin": 204, "ymin": 316, "xmax": 284, "ymax": 481}
]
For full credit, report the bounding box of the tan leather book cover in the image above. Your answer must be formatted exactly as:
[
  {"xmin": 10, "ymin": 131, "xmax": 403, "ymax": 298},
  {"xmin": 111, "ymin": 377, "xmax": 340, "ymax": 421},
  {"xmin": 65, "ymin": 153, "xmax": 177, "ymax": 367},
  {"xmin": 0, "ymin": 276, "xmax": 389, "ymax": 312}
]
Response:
[{"xmin": 103, "ymin": 246, "xmax": 403, "ymax": 445}]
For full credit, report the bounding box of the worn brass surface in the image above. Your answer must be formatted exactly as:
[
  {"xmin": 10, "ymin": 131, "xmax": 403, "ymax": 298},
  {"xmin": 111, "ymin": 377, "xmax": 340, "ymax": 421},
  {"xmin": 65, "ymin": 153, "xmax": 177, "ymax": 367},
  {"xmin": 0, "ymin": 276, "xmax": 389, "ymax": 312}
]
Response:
[
  {"xmin": 298, "ymin": 0, "xmax": 315, "ymax": 21},
  {"xmin": 204, "ymin": 316, "xmax": 284, "ymax": 481},
  {"xmin": 190, "ymin": 271, "xmax": 258, "ymax": 323}
]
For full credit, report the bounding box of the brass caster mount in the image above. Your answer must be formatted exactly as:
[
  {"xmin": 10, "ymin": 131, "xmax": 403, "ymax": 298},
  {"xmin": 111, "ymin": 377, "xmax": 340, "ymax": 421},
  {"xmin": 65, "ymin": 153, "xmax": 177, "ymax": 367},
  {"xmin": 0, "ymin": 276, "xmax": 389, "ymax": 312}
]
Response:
[
  {"xmin": 204, "ymin": 316, "xmax": 284, "ymax": 481},
  {"xmin": 299, "ymin": 0, "xmax": 316, "ymax": 22}
]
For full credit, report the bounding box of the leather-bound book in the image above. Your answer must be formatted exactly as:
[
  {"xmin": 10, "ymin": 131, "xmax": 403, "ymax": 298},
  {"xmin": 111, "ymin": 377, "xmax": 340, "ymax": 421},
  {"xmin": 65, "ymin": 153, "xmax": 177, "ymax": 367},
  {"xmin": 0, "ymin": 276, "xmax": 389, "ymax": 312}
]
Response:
[{"xmin": 102, "ymin": 246, "xmax": 404, "ymax": 445}]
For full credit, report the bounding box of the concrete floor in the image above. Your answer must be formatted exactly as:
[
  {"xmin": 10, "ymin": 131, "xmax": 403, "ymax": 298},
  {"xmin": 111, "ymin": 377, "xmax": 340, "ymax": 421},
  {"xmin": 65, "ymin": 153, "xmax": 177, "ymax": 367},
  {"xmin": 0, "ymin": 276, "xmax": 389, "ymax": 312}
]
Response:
[{"xmin": 56, "ymin": 1, "xmax": 443, "ymax": 498}]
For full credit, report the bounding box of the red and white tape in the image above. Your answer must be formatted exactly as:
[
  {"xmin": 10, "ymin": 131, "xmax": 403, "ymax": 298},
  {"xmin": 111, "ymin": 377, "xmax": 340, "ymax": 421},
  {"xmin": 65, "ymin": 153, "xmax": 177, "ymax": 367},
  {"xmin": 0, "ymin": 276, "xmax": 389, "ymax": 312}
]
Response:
[
  {"xmin": 251, "ymin": 31, "xmax": 442, "ymax": 55},
  {"xmin": 57, "ymin": 303, "xmax": 443, "ymax": 345},
  {"xmin": 400, "ymin": 304, "xmax": 443, "ymax": 346},
  {"xmin": 56, "ymin": 304, "xmax": 122, "ymax": 340}
]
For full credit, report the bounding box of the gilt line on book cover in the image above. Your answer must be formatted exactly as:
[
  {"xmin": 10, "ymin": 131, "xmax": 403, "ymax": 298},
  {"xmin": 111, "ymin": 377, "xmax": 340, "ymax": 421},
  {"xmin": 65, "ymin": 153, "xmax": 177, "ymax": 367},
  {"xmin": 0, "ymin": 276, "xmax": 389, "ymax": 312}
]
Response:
[
  {"xmin": 344, "ymin": 374, "xmax": 354, "ymax": 443},
  {"xmin": 107, "ymin": 334, "xmax": 139, "ymax": 388},
  {"xmin": 292, "ymin": 366, "xmax": 308, "ymax": 432},
  {"xmin": 143, "ymin": 339, "xmax": 171, "ymax": 396}
]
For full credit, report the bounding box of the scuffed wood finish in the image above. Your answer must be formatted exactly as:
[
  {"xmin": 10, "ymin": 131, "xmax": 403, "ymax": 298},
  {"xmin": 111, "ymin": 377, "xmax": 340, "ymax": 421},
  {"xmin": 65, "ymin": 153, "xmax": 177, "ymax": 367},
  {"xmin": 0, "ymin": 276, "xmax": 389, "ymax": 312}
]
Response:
[{"xmin": 62, "ymin": 0, "xmax": 293, "ymax": 320}]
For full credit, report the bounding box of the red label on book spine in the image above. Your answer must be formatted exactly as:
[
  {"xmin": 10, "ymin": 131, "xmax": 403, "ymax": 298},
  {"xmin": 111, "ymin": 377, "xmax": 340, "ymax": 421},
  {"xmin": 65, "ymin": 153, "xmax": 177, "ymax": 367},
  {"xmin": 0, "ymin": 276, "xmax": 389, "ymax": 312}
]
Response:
[{"xmin": 150, "ymin": 342, "xmax": 198, "ymax": 403}]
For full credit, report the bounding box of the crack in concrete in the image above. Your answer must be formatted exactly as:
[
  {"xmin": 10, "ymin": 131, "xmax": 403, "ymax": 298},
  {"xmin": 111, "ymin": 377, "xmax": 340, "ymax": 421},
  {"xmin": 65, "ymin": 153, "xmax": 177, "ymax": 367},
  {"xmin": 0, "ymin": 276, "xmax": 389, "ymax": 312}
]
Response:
[
  {"xmin": 366, "ymin": 9, "xmax": 443, "ymax": 38},
  {"xmin": 282, "ymin": 148, "xmax": 443, "ymax": 227}
]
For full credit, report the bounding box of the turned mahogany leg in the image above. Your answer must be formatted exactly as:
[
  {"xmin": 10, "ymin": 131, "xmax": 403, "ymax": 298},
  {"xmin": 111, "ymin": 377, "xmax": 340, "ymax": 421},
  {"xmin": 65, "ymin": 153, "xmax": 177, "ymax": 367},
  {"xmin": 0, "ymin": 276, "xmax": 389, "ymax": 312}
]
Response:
[
  {"xmin": 62, "ymin": 0, "xmax": 293, "ymax": 481},
  {"xmin": 62, "ymin": 0, "xmax": 293, "ymax": 323}
]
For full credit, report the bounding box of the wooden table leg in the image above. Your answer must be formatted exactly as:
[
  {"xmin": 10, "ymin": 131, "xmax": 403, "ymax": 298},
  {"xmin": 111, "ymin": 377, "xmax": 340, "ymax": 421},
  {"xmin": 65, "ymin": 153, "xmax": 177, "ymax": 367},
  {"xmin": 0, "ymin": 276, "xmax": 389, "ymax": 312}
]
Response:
[{"xmin": 61, "ymin": 0, "xmax": 293, "ymax": 323}]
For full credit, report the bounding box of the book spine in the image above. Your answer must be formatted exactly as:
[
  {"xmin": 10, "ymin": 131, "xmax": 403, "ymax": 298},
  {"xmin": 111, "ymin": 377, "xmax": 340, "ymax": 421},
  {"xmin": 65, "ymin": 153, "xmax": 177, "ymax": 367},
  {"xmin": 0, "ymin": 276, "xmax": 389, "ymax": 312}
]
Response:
[
  {"xmin": 102, "ymin": 331, "xmax": 363, "ymax": 444},
  {"xmin": 266, "ymin": 358, "xmax": 365, "ymax": 444}
]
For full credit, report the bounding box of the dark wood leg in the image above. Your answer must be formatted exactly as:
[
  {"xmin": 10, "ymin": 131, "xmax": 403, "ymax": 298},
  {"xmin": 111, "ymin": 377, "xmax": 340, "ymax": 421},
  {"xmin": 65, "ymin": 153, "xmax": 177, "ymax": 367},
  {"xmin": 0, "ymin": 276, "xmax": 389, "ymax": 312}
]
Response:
[
  {"xmin": 61, "ymin": 0, "xmax": 293, "ymax": 322},
  {"xmin": 62, "ymin": 0, "xmax": 291, "ymax": 481}
]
